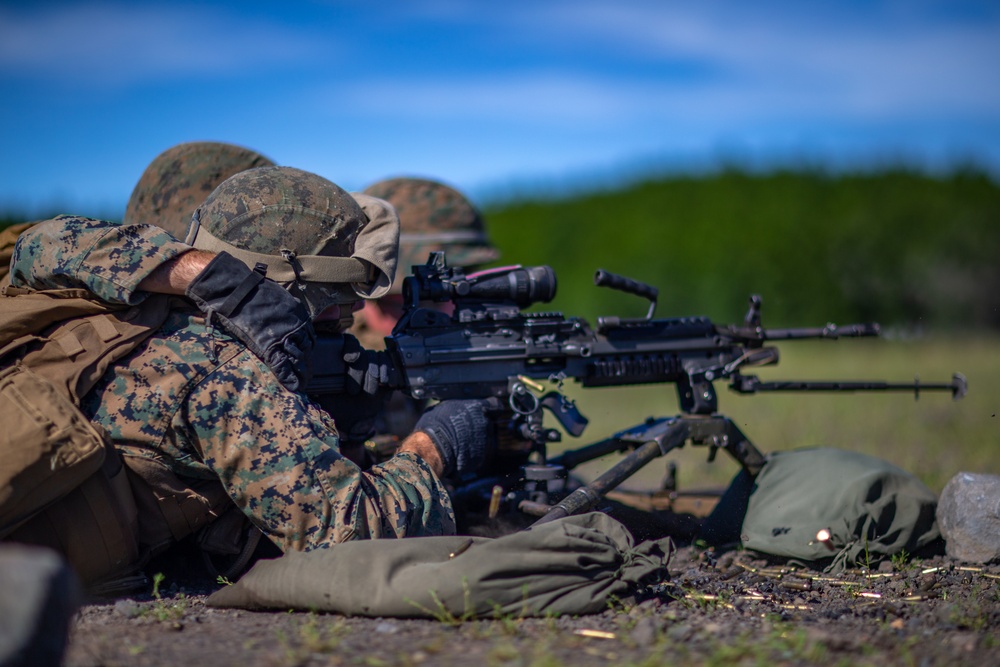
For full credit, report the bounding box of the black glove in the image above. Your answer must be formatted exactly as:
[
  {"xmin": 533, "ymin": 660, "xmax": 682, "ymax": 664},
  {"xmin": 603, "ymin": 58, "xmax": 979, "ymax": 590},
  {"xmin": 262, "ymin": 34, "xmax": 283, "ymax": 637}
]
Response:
[
  {"xmin": 341, "ymin": 334, "xmax": 396, "ymax": 397},
  {"xmin": 414, "ymin": 398, "xmax": 499, "ymax": 477},
  {"xmin": 186, "ymin": 251, "xmax": 316, "ymax": 392}
]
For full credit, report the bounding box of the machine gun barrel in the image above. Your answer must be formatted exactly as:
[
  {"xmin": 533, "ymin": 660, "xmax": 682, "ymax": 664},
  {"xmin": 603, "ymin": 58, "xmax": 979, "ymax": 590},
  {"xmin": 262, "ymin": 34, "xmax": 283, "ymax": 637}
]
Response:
[
  {"xmin": 741, "ymin": 322, "xmax": 881, "ymax": 340},
  {"xmin": 731, "ymin": 372, "xmax": 968, "ymax": 399}
]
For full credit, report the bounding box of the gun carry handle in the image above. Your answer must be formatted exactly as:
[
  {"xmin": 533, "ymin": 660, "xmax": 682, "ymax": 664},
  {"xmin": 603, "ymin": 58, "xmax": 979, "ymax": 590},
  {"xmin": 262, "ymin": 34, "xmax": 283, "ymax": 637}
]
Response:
[{"xmin": 594, "ymin": 269, "xmax": 659, "ymax": 318}]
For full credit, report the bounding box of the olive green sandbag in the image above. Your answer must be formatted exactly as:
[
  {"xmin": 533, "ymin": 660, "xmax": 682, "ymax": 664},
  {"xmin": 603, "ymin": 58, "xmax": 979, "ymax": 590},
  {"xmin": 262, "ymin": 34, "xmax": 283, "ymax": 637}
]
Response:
[
  {"xmin": 207, "ymin": 513, "xmax": 673, "ymax": 618},
  {"xmin": 702, "ymin": 447, "xmax": 939, "ymax": 573}
]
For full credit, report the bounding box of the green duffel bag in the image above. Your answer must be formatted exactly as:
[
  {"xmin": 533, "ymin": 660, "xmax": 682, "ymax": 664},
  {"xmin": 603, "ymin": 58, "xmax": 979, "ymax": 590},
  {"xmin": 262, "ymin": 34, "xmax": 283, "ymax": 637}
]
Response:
[
  {"xmin": 701, "ymin": 447, "xmax": 940, "ymax": 573},
  {"xmin": 207, "ymin": 512, "xmax": 673, "ymax": 618}
]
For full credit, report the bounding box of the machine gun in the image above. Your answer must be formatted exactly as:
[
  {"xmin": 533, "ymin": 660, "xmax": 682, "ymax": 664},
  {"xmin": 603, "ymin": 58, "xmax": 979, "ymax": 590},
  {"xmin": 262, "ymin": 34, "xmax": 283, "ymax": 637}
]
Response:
[{"xmin": 309, "ymin": 252, "xmax": 966, "ymax": 526}]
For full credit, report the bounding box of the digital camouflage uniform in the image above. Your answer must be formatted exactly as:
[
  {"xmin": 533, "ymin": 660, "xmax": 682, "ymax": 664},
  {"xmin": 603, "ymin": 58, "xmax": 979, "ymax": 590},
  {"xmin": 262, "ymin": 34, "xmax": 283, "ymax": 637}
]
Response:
[
  {"xmin": 350, "ymin": 178, "xmax": 500, "ymax": 460},
  {"xmin": 1, "ymin": 222, "xmax": 37, "ymax": 289},
  {"xmin": 10, "ymin": 214, "xmax": 455, "ymax": 555}
]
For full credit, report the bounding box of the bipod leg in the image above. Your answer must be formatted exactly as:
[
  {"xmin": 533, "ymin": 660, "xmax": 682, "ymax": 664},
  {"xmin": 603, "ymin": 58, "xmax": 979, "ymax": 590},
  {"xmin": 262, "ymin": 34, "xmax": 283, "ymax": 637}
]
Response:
[
  {"xmin": 683, "ymin": 416, "xmax": 766, "ymax": 477},
  {"xmin": 547, "ymin": 417, "xmax": 677, "ymax": 472},
  {"xmin": 530, "ymin": 419, "xmax": 690, "ymax": 526}
]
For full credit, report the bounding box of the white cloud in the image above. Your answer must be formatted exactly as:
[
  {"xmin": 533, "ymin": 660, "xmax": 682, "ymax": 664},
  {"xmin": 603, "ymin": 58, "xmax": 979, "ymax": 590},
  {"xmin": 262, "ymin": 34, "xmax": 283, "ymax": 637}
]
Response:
[
  {"xmin": 329, "ymin": 73, "xmax": 639, "ymax": 124},
  {"xmin": 0, "ymin": 3, "xmax": 329, "ymax": 86},
  {"xmin": 396, "ymin": 1, "xmax": 1000, "ymax": 119},
  {"xmin": 6, "ymin": 1, "xmax": 997, "ymax": 117}
]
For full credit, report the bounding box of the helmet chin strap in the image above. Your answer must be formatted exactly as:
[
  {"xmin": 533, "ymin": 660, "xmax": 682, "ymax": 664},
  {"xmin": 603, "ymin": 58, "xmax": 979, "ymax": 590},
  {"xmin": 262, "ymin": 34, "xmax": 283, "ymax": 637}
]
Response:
[
  {"xmin": 313, "ymin": 311, "xmax": 357, "ymax": 334},
  {"xmin": 188, "ymin": 218, "xmax": 373, "ymax": 284}
]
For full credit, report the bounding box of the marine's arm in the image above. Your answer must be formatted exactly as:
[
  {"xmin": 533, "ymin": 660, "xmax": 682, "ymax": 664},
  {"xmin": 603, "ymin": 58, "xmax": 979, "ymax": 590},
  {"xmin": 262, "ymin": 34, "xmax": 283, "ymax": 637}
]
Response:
[
  {"xmin": 183, "ymin": 352, "xmax": 455, "ymax": 551},
  {"xmin": 10, "ymin": 215, "xmax": 195, "ymax": 303},
  {"xmin": 397, "ymin": 432, "xmax": 445, "ymax": 477},
  {"xmin": 138, "ymin": 248, "xmax": 214, "ymax": 295}
]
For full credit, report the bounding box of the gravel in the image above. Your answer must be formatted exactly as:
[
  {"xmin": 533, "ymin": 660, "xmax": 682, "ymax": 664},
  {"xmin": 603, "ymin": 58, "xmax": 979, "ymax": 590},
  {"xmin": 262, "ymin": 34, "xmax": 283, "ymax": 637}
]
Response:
[{"xmin": 63, "ymin": 542, "xmax": 1000, "ymax": 667}]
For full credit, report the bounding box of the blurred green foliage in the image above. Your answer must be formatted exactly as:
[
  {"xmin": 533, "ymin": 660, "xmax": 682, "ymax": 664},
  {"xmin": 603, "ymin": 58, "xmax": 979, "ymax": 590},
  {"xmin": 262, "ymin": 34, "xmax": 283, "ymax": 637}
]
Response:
[
  {"xmin": 484, "ymin": 167, "xmax": 1000, "ymax": 331},
  {"xmin": 4, "ymin": 167, "xmax": 998, "ymax": 330}
]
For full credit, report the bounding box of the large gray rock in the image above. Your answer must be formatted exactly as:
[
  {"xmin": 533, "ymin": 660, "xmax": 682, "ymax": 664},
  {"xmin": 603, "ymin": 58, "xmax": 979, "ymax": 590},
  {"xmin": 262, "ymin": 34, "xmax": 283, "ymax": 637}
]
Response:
[
  {"xmin": 937, "ymin": 472, "xmax": 1000, "ymax": 563},
  {"xmin": 0, "ymin": 544, "xmax": 81, "ymax": 667}
]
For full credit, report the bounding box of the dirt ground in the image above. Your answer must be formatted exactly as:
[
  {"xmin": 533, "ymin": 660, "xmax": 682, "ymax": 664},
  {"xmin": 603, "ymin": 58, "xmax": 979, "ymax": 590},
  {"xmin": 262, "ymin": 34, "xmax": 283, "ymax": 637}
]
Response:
[{"xmin": 63, "ymin": 523, "xmax": 1000, "ymax": 667}]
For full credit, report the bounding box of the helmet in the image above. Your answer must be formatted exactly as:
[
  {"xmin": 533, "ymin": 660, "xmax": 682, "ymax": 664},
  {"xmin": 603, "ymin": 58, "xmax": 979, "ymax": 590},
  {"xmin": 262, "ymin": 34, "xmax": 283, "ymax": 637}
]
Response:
[
  {"xmin": 362, "ymin": 177, "xmax": 499, "ymax": 293},
  {"xmin": 123, "ymin": 141, "xmax": 275, "ymax": 239},
  {"xmin": 188, "ymin": 166, "xmax": 399, "ymax": 317}
]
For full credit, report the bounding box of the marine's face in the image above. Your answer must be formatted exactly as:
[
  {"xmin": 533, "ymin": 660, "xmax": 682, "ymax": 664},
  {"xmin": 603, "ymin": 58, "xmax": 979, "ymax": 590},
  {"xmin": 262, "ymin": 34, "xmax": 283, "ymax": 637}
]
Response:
[
  {"xmin": 362, "ymin": 294, "xmax": 456, "ymax": 338},
  {"xmin": 313, "ymin": 300, "xmax": 364, "ymax": 331},
  {"xmin": 361, "ymin": 295, "xmax": 407, "ymax": 338}
]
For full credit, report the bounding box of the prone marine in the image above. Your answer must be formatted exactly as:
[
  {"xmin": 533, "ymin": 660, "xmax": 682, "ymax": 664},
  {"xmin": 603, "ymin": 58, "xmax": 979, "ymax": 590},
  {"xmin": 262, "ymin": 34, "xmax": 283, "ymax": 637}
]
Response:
[{"xmin": 1, "ymin": 165, "xmax": 496, "ymax": 588}]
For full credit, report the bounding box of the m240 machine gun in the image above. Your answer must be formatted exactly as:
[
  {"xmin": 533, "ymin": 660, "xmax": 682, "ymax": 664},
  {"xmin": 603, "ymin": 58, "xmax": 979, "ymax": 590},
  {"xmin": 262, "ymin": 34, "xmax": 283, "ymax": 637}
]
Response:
[{"xmin": 311, "ymin": 252, "xmax": 966, "ymax": 526}]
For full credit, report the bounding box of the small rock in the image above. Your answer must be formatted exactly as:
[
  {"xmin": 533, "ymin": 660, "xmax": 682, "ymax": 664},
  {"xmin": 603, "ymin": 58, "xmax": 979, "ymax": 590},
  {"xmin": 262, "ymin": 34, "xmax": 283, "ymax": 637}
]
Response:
[
  {"xmin": 114, "ymin": 600, "xmax": 142, "ymax": 619},
  {"xmin": 375, "ymin": 621, "xmax": 399, "ymax": 634},
  {"xmin": 935, "ymin": 603, "xmax": 961, "ymax": 626},
  {"xmin": 937, "ymin": 472, "xmax": 1000, "ymax": 563},
  {"xmin": 945, "ymin": 632, "xmax": 979, "ymax": 652},
  {"xmin": 878, "ymin": 560, "xmax": 894, "ymax": 574},
  {"xmin": 629, "ymin": 617, "xmax": 661, "ymax": 647},
  {"xmin": 667, "ymin": 624, "xmax": 694, "ymax": 642},
  {"xmin": 628, "ymin": 599, "xmax": 660, "ymax": 617}
]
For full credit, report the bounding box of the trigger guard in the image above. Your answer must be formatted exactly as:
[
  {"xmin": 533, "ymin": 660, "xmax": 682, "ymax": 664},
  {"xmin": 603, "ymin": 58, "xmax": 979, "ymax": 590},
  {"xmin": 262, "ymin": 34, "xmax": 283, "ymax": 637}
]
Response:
[{"xmin": 509, "ymin": 385, "xmax": 540, "ymax": 415}]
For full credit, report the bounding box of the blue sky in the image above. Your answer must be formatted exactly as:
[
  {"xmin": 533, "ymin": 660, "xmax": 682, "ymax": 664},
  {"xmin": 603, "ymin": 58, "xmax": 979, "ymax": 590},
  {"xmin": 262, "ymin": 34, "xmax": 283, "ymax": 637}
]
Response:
[{"xmin": 1, "ymin": 0, "xmax": 998, "ymax": 217}]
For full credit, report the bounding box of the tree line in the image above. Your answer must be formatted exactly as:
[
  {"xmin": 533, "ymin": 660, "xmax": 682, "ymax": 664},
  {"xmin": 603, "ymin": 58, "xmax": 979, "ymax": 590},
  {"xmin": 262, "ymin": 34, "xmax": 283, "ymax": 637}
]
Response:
[
  {"xmin": 4, "ymin": 167, "xmax": 998, "ymax": 331},
  {"xmin": 484, "ymin": 167, "xmax": 1000, "ymax": 331}
]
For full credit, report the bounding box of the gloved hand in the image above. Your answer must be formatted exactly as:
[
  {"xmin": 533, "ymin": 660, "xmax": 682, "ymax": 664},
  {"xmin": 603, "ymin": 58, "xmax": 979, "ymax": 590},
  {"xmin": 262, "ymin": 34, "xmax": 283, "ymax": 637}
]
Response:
[
  {"xmin": 341, "ymin": 334, "xmax": 396, "ymax": 397},
  {"xmin": 186, "ymin": 251, "xmax": 316, "ymax": 391},
  {"xmin": 414, "ymin": 398, "xmax": 500, "ymax": 477}
]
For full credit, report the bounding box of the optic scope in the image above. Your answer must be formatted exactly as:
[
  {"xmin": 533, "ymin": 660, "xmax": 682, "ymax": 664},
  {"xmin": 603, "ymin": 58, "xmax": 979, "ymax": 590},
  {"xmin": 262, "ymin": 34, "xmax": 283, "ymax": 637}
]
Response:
[{"xmin": 403, "ymin": 253, "xmax": 557, "ymax": 308}]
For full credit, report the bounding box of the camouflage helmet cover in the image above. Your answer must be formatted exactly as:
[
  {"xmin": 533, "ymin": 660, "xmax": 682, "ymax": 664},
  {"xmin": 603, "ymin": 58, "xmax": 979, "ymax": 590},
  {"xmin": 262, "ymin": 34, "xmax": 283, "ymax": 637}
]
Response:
[
  {"xmin": 189, "ymin": 166, "xmax": 399, "ymax": 317},
  {"xmin": 362, "ymin": 177, "xmax": 499, "ymax": 293},
  {"xmin": 124, "ymin": 141, "xmax": 276, "ymax": 239}
]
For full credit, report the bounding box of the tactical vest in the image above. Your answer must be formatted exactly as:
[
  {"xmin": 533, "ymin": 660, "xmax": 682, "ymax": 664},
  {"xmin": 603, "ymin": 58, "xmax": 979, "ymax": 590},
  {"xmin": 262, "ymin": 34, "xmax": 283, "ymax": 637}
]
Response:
[
  {"xmin": 1, "ymin": 234, "xmax": 263, "ymax": 586},
  {"xmin": 0, "ymin": 286, "xmax": 262, "ymax": 591},
  {"xmin": 0, "ymin": 288, "xmax": 177, "ymax": 585}
]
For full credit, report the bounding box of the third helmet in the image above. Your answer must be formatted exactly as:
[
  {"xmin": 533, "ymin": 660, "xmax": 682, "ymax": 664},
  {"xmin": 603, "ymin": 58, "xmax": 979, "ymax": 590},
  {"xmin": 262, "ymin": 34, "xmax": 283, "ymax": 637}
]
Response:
[{"xmin": 362, "ymin": 177, "xmax": 499, "ymax": 293}]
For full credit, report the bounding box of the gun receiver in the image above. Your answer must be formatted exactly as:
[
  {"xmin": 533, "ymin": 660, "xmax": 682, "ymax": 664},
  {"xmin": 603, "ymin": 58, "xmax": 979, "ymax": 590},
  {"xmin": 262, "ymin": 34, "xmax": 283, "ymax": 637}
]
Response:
[{"xmin": 309, "ymin": 252, "xmax": 966, "ymax": 524}]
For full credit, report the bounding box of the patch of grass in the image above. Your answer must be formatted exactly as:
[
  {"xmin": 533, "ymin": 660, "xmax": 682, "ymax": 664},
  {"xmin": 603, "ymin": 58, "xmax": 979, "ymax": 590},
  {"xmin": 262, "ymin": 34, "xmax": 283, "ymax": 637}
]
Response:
[
  {"xmin": 666, "ymin": 584, "xmax": 727, "ymax": 612},
  {"xmin": 699, "ymin": 626, "xmax": 829, "ymax": 667},
  {"xmin": 144, "ymin": 572, "xmax": 187, "ymax": 623},
  {"xmin": 406, "ymin": 587, "xmax": 477, "ymax": 625},
  {"xmin": 486, "ymin": 641, "xmax": 522, "ymax": 665},
  {"xmin": 405, "ymin": 579, "xmax": 533, "ymax": 626},
  {"xmin": 275, "ymin": 613, "xmax": 344, "ymax": 665},
  {"xmin": 490, "ymin": 604, "xmax": 523, "ymax": 637},
  {"xmin": 890, "ymin": 549, "xmax": 912, "ymax": 571},
  {"xmin": 947, "ymin": 585, "xmax": 993, "ymax": 632}
]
